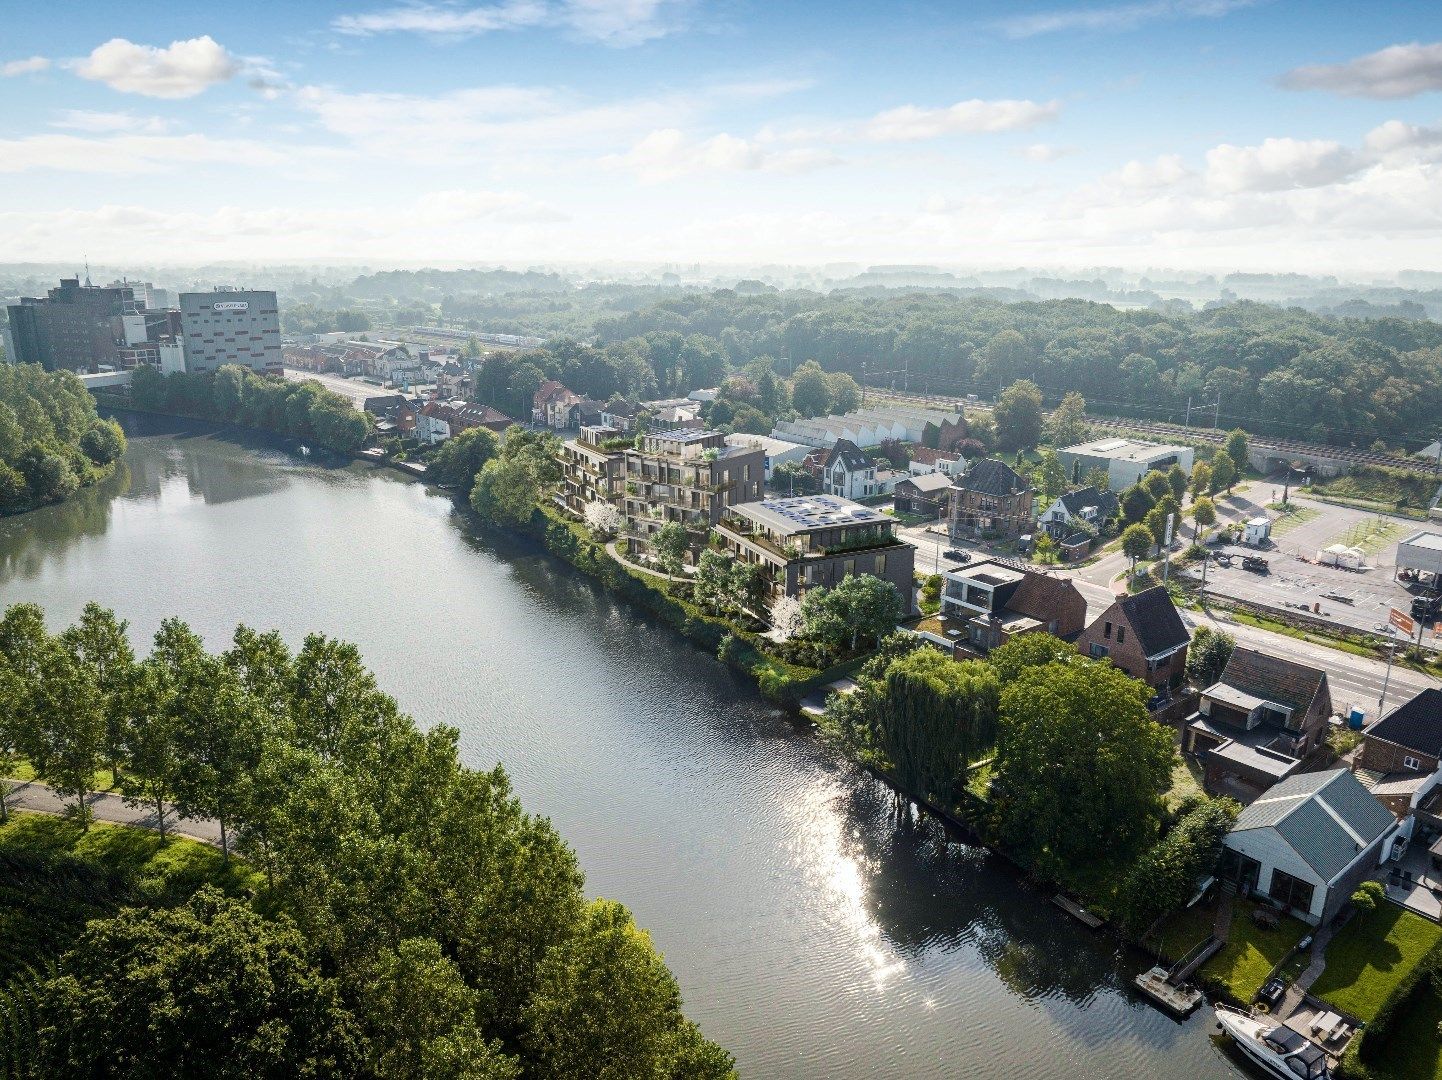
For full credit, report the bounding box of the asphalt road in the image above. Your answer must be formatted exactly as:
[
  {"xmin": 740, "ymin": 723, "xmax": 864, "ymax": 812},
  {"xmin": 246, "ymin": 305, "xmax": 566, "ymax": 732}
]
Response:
[
  {"xmin": 4, "ymin": 779, "xmax": 221, "ymax": 846},
  {"xmin": 283, "ymin": 367, "xmax": 384, "ymax": 409}
]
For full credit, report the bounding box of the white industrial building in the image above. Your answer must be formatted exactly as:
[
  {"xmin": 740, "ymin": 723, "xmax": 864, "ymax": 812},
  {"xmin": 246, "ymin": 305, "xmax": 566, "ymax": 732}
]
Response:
[
  {"xmin": 771, "ymin": 404, "xmax": 963, "ymax": 449},
  {"xmin": 1057, "ymin": 436, "xmax": 1194, "ymax": 491},
  {"xmin": 178, "ymin": 288, "xmax": 282, "ymax": 375},
  {"xmin": 1397, "ymin": 531, "xmax": 1442, "ymax": 588}
]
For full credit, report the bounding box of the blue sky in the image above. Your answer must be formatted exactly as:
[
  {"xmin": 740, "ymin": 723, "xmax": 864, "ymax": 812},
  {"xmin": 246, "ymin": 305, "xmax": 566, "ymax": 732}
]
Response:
[{"xmin": 2, "ymin": 1, "xmax": 1441, "ymax": 271}]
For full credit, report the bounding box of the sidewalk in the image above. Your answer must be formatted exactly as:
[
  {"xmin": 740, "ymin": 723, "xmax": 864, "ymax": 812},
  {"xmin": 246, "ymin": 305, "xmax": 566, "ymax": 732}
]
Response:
[{"xmin": 3, "ymin": 778, "xmax": 222, "ymax": 847}]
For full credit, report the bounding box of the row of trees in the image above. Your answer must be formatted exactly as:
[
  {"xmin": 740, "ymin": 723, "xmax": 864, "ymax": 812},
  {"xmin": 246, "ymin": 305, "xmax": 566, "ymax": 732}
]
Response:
[
  {"xmin": 0, "ymin": 364, "xmax": 126, "ymax": 512},
  {"xmin": 0, "ymin": 602, "xmax": 732, "ymax": 1078},
  {"xmin": 130, "ymin": 365, "xmax": 371, "ymax": 452}
]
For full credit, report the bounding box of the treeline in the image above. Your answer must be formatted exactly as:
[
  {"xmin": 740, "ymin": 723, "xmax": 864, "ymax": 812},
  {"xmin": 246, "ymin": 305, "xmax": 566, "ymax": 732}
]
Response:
[
  {"xmin": 130, "ymin": 365, "xmax": 371, "ymax": 452},
  {"xmin": 0, "ymin": 602, "xmax": 733, "ymax": 1078},
  {"xmin": 0, "ymin": 364, "xmax": 126, "ymax": 513},
  {"xmin": 821, "ymin": 632, "xmax": 1238, "ymax": 929},
  {"xmin": 580, "ymin": 291, "xmax": 1442, "ymax": 447},
  {"xmin": 281, "ymin": 303, "xmax": 373, "ymax": 336}
]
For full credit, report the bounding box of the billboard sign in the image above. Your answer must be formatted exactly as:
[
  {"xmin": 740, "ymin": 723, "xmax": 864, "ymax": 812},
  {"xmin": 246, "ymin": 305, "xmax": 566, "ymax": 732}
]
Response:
[
  {"xmin": 213, "ymin": 301, "xmax": 249, "ymax": 312},
  {"xmin": 1389, "ymin": 607, "xmax": 1416, "ymax": 636}
]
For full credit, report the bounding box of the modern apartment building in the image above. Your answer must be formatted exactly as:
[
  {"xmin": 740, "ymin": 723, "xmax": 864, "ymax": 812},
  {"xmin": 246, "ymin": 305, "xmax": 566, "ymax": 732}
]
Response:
[
  {"xmin": 560, "ymin": 425, "xmax": 630, "ymax": 514},
  {"xmin": 5, "ymin": 278, "xmax": 136, "ymax": 371},
  {"xmin": 713, "ymin": 495, "xmax": 915, "ymax": 612},
  {"xmin": 622, "ymin": 429, "xmax": 764, "ymax": 548},
  {"xmin": 178, "ymin": 288, "xmax": 282, "ymax": 374}
]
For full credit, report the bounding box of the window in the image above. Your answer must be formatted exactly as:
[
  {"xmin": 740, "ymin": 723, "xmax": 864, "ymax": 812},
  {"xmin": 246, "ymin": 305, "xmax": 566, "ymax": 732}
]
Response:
[
  {"xmin": 1405, "ymin": 755, "xmax": 1423, "ymax": 771},
  {"xmin": 1268, "ymin": 869, "xmax": 1315, "ymax": 915},
  {"xmin": 875, "ymin": 554, "xmax": 887, "ymax": 574},
  {"xmin": 1104, "ymin": 621, "xmax": 1113, "ymax": 639},
  {"xmin": 1089, "ymin": 642, "xmax": 1109, "ymax": 659},
  {"xmin": 844, "ymin": 559, "xmax": 855, "ymax": 577},
  {"xmin": 1117, "ymin": 626, "xmax": 1125, "ymax": 644}
]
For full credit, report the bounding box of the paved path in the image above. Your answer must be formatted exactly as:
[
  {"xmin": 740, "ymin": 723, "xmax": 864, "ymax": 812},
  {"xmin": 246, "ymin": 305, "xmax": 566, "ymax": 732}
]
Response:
[{"xmin": 3, "ymin": 778, "xmax": 222, "ymax": 846}]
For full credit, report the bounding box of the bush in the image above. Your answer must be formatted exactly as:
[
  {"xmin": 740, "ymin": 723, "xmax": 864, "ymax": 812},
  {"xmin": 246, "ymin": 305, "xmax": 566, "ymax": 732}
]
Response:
[{"xmin": 1351, "ymin": 880, "xmax": 1385, "ymax": 914}]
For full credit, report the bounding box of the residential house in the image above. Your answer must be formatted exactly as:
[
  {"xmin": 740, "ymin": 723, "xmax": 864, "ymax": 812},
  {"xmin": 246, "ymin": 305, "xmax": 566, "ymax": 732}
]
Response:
[
  {"xmin": 893, "ymin": 472, "xmax": 954, "ymax": 517},
  {"xmin": 642, "ymin": 397, "xmax": 703, "ymax": 427},
  {"xmin": 566, "ymin": 398, "xmax": 603, "ymax": 429},
  {"xmin": 560, "ymin": 425, "xmax": 629, "ymax": 515},
  {"xmin": 533, "ymin": 380, "xmax": 582, "ymax": 429},
  {"xmin": 932, "ymin": 559, "xmax": 1087, "ymax": 656},
  {"xmin": 1075, "ymin": 586, "xmax": 1190, "ymax": 694},
  {"xmin": 1219, "ymin": 769, "xmax": 1399, "ymax": 925},
  {"xmin": 621, "ymin": 430, "xmax": 764, "ymax": 553},
  {"xmin": 908, "ymin": 446, "xmax": 965, "ymax": 478},
  {"xmin": 600, "ymin": 398, "xmax": 639, "ymax": 432},
  {"xmin": 1184, "ymin": 649, "xmax": 1334, "ymax": 804},
  {"xmin": 822, "ymin": 439, "xmax": 882, "ymax": 500},
  {"xmin": 1357, "ymin": 688, "xmax": 1442, "ymax": 821},
  {"xmin": 1039, "ymin": 486, "xmax": 1119, "ymax": 539},
  {"xmin": 363, "ymin": 395, "xmax": 416, "ymax": 436},
  {"xmin": 416, "ymin": 400, "xmax": 515, "ymax": 444},
  {"xmin": 713, "ymin": 495, "xmax": 915, "ymax": 615},
  {"xmin": 948, "ymin": 459, "xmax": 1035, "ymax": 539}
]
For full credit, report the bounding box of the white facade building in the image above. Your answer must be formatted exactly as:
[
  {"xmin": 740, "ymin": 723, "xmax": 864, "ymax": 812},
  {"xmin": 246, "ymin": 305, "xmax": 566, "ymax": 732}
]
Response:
[
  {"xmin": 178, "ymin": 288, "xmax": 282, "ymax": 375},
  {"xmin": 1057, "ymin": 437, "xmax": 1194, "ymax": 491}
]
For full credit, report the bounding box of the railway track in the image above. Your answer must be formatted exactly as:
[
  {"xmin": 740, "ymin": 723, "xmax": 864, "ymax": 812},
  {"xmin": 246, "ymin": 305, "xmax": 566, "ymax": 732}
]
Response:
[{"xmin": 860, "ymin": 383, "xmax": 1436, "ymax": 474}]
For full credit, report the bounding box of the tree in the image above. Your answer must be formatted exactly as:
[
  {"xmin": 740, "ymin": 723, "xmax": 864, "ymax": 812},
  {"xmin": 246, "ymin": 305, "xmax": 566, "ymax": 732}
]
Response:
[
  {"xmin": 118, "ymin": 662, "xmax": 181, "ymax": 838},
  {"xmin": 651, "ymin": 522, "xmax": 689, "ymax": 578},
  {"xmin": 1120, "ymin": 483, "xmax": 1154, "ymax": 525},
  {"xmin": 1209, "ymin": 450, "xmax": 1237, "ymax": 495},
  {"xmin": 1225, "ymin": 429, "xmax": 1249, "ymax": 474},
  {"xmin": 470, "ymin": 456, "xmax": 541, "ymax": 527},
  {"xmin": 986, "ymin": 632, "xmax": 1076, "ymax": 683},
  {"xmin": 1035, "ymin": 449, "xmax": 1066, "ymax": 501},
  {"xmin": 59, "ymin": 602, "xmax": 135, "ymax": 781},
  {"xmin": 79, "ymin": 419, "xmax": 126, "ymax": 465},
  {"xmin": 991, "ymin": 659, "xmax": 1175, "ymax": 882},
  {"xmin": 430, "ymin": 427, "xmax": 499, "ymax": 489},
  {"xmin": 1122, "ymin": 523, "xmax": 1154, "ymax": 571},
  {"xmin": 789, "ymin": 360, "xmax": 832, "ymax": 418},
  {"xmin": 982, "ymin": 329, "xmax": 1030, "ymax": 386},
  {"xmin": 1145, "ymin": 494, "xmax": 1181, "ymax": 549},
  {"xmin": 521, "ymin": 899, "xmax": 733, "ymax": 1080},
  {"xmin": 1116, "ymin": 797, "xmax": 1239, "ymax": 933},
  {"xmin": 803, "ymin": 575, "xmax": 904, "ymax": 652},
  {"xmin": 1032, "ymin": 534, "xmax": 1059, "ymax": 563},
  {"xmin": 33, "ymin": 642, "xmax": 106, "ymax": 826},
  {"xmin": 770, "ymin": 594, "xmax": 804, "ymax": 640},
  {"xmin": 1083, "ymin": 465, "xmax": 1111, "ymax": 492},
  {"xmin": 359, "ymin": 937, "xmax": 518, "ymax": 1080},
  {"xmin": 1189, "ymin": 461, "xmax": 1212, "ymax": 501},
  {"xmin": 35, "ymin": 887, "xmax": 363, "ymax": 1078},
  {"xmin": 994, "ymin": 379, "xmax": 1044, "ymax": 453},
  {"xmin": 1189, "ymin": 496, "xmax": 1216, "ymax": 541},
  {"xmin": 1166, "ymin": 463, "xmax": 1187, "ymax": 502},
  {"xmin": 1142, "ymin": 469, "xmax": 1171, "ymax": 501},
  {"xmin": 825, "ymin": 371, "xmax": 862, "ymax": 413},
  {"xmin": 1186, "ymin": 626, "xmax": 1235, "ymax": 687},
  {"xmin": 692, "ymin": 550, "xmax": 736, "ymax": 615},
  {"xmin": 1045, "ymin": 391, "xmax": 1090, "ymax": 448},
  {"xmin": 582, "ymin": 500, "xmax": 625, "ymax": 539}
]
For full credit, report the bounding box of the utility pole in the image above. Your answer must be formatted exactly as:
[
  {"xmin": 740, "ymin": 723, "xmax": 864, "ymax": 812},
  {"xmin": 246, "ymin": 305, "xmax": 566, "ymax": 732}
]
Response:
[{"xmin": 1379, "ymin": 638, "xmax": 1397, "ymax": 715}]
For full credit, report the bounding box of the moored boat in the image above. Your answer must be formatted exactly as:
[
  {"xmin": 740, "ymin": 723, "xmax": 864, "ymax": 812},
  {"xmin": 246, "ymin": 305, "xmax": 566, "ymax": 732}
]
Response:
[{"xmin": 1214, "ymin": 1005, "xmax": 1330, "ymax": 1080}]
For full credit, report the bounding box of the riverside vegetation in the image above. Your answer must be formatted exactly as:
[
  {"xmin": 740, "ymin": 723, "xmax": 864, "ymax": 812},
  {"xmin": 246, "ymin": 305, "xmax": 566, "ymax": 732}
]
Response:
[
  {"xmin": 0, "ymin": 364, "xmax": 126, "ymax": 514},
  {"xmin": 0, "ymin": 602, "xmax": 732, "ymax": 1078}
]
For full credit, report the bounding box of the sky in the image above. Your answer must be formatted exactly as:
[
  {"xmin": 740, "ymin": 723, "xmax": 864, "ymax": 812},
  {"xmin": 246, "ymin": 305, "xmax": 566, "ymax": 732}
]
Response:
[{"xmin": 2, "ymin": 0, "xmax": 1441, "ymax": 273}]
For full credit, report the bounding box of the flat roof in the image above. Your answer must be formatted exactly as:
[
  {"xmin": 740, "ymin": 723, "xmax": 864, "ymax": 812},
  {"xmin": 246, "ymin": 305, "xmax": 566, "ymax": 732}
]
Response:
[
  {"xmin": 1210, "ymin": 739, "xmax": 1302, "ymax": 778},
  {"xmin": 1400, "ymin": 531, "xmax": 1442, "ymax": 552},
  {"xmin": 649, "ymin": 428, "xmax": 722, "ymax": 444},
  {"xmin": 1061, "ymin": 437, "xmax": 1190, "ymax": 462},
  {"xmin": 946, "ymin": 560, "xmax": 1025, "ymax": 587},
  {"xmin": 1206, "ymin": 683, "xmax": 1272, "ymax": 714},
  {"xmin": 732, "ymin": 495, "xmax": 889, "ymax": 536}
]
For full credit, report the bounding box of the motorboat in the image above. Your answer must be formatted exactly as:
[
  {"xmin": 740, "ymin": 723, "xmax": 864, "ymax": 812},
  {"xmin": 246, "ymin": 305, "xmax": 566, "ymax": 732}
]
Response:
[{"xmin": 1215, "ymin": 1005, "xmax": 1331, "ymax": 1079}]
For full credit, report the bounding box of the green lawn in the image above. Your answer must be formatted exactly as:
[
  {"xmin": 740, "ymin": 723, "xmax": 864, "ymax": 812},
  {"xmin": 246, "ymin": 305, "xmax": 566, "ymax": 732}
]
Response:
[
  {"xmin": 6, "ymin": 760, "xmax": 119, "ymax": 792},
  {"xmin": 1268, "ymin": 505, "xmax": 1320, "ymax": 536},
  {"xmin": 1365, "ymin": 984, "xmax": 1442, "ymax": 1080},
  {"xmin": 1312, "ymin": 904, "xmax": 1442, "ymax": 1022},
  {"xmin": 1153, "ymin": 898, "xmax": 1308, "ymax": 1003}
]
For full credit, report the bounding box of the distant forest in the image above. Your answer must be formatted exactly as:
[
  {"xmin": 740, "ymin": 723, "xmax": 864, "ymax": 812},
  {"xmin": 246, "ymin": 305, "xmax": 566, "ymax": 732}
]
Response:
[{"xmin": 289, "ymin": 270, "xmax": 1442, "ymax": 449}]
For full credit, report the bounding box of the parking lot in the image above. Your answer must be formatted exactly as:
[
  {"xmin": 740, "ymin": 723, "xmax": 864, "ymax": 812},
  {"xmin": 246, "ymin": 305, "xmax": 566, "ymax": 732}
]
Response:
[{"xmin": 1180, "ymin": 495, "xmax": 1437, "ymax": 638}]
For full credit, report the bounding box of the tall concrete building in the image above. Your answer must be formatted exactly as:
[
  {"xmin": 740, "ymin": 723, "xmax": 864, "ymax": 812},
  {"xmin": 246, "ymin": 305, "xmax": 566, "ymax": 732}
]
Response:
[
  {"xmin": 178, "ymin": 288, "xmax": 282, "ymax": 374},
  {"xmin": 5, "ymin": 278, "xmax": 135, "ymax": 371}
]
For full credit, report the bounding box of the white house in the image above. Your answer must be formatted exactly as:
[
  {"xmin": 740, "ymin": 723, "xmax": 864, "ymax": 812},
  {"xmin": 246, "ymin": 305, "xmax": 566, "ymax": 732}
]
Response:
[
  {"xmin": 1219, "ymin": 769, "xmax": 1399, "ymax": 925},
  {"xmin": 822, "ymin": 439, "xmax": 880, "ymax": 499},
  {"xmin": 908, "ymin": 447, "xmax": 965, "ymax": 478},
  {"xmin": 724, "ymin": 434, "xmax": 811, "ymax": 481},
  {"xmin": 1039, "ymin": 486, "xmax": 1120, "ymax": 538}
]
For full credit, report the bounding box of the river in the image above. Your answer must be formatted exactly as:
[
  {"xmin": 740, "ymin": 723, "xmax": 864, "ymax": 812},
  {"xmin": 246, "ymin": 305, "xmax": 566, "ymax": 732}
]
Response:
[{"xmin": 0, "ymin": 417, "xmax": 1254, "ymax": 1079}]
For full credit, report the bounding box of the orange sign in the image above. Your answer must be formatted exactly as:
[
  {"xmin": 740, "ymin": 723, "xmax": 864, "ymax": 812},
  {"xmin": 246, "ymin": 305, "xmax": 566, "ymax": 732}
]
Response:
[{"xmin": 1390, "ymin": 608, "xmax": 1416, "ymax": 635}]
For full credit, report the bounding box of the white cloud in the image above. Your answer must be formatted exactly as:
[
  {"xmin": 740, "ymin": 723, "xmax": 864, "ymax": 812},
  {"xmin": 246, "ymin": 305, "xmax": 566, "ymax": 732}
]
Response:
[
  {"xmin": 1281, "ymin": 41, "xmax": 1442, "ymax": 100},
  {"xmin": 51, "ymin": 110, "xmax": 171, "ymax": 135},
  {"xmin": 0, "ymin": 134, "xmax": 296, "ymax": 175},
  {"xmin": 72, "ymin": 36, "xmax": 238, "ymax": 99},
  {"xmin": 1108, "ymin": 153, "xmax": 1190, "ymax": 188},
  {"xmin": 1019, "ymin": 143, "xmax": 1074, "ymax": 162},
  {"xmin": 860, "ymin": 99, "xmax": 1060, "ymax": 141},
  {"xmin": 2, "ymin": 56, "xmax": 50, "ymax": 77},
  {"xmin": 1204, "ymin": 137, "xmax": 1362, "ymax": 193},
  {"xmin": 997, "ymin": 0, "xmax": 1255, "ymax": 38},
  {"xmin": 605, "ymin": 128, "xmax": 841, "ymax": 182},
  {"xmin": 333, "ymin": 0, "xmax": 682, "ymax": 46},
  {"xmin": 1363, "ymin": 119, "xmax": 1442, "ymax": 158}
]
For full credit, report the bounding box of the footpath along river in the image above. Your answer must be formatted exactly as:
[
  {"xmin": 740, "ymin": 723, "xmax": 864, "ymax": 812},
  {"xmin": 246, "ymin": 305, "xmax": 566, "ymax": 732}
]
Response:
[{"xmin": 0, "ymin": 415, "xmax": 1257, "ymax": 1079}]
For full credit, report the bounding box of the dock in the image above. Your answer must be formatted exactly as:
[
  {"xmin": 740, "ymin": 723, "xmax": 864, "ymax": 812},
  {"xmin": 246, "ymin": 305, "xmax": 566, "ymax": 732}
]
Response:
[
  {"xmin": 1133, "ymin": 966, "xmax": 1204, "ymax": 1016},
  {"xmin": 1051, "ymin": 894, "xmax": 1104, "ymax": 929}
]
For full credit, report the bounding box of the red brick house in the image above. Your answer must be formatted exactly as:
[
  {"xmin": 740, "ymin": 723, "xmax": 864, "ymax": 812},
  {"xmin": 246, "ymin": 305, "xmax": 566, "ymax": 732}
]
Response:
[
  {"xmin": 948, "ymin": 459, "xmax": 1035, "ymax": 539},
  {"xmin": 1076, "ymin": 586, "xmax": 1190, "ymax": 694}
]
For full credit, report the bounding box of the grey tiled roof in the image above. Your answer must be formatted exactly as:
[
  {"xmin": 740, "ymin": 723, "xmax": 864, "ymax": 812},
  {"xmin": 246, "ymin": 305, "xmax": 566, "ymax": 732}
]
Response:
[
  {"xmin": 1232, "ymin": 769, "xmax": 1396, "ymax": 881},
  {"xmin": 1365, "ymin": 688, "xmax": 1442, "ymax": 757},
  {"xmin": 1219, "ymin": 646, "xmax": 1330, "ymax": 716},
  {"xmin": 958, "ymin": 458, "xmax": 1029, "ymax": 498}
]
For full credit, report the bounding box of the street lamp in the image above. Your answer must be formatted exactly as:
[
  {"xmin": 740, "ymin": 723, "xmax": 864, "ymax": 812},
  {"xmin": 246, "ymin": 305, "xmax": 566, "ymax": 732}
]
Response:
[{"xmin": 1379, "ymin": 632, "xmax": 1398, "ymax": 715}]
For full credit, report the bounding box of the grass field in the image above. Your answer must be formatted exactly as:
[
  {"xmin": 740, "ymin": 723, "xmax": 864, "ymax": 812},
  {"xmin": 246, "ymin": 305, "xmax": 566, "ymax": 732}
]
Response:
[
  {"xmin": 1311, "ymin": 904, "xmax": 1442, "ymax": 1022},
  {"xmin": 0, "ymin": 813, "xmax": 262, "ymax": 1078},
  {"xmin": 1268, "ymin": 505, "xmax": 1320, "ymax": 536},
  {"xmin": 1327, "ymin": 516, "xmax": 1408, "ymax": 556},
  {"xmin": 1153, "ymin": 898, "xmax": 1308, "ymax": 1003}
]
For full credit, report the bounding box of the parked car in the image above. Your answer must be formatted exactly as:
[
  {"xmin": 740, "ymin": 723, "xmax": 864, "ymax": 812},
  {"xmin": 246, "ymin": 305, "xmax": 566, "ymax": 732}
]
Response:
[
  {"xmin": 1241, "ymin": 556, "xmax": 1270, "ymax": 574},
  {"xmin": 943, "ymin": 548, "xmax": 971, "ymax": 563}
]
